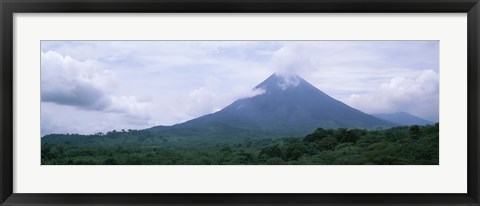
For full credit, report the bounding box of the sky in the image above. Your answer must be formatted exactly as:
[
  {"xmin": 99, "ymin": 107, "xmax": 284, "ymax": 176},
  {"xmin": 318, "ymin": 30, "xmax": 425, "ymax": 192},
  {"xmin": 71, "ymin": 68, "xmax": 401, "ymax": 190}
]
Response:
[{"xmin": 40, "ymin": 41, "xmax": 439, "ymax": 136}]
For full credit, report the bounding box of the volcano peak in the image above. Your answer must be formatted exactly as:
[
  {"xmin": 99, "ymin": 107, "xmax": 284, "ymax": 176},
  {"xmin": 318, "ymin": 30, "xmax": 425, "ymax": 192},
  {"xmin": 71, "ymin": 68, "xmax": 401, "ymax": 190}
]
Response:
[{"xmin": 256, "ymin": 73, "xmax": 306, "ymax": 91}]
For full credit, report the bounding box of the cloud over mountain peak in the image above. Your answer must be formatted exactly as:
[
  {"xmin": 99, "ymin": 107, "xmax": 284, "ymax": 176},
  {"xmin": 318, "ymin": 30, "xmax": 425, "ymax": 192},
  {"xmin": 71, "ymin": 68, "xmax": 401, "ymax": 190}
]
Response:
[{"xmin": 255, "ymin": 73, "xmax": 304, "ymax": 91}]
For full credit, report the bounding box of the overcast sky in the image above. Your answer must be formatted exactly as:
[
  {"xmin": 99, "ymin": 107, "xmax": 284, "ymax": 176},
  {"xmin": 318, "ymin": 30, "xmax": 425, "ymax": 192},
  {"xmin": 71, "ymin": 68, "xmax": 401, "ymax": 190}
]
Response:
[{"xmin": 41, "ymin": 41, "xmax": 439, "ymax": 136}]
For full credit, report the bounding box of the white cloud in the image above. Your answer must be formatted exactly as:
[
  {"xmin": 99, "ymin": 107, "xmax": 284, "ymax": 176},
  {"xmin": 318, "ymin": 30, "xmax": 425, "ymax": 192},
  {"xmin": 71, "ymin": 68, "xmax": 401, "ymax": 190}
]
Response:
[
  {"xmin": 108, "ymin": 96, "xmax": 152, "ymax": 119},
  {"xmin": 41, "ymin": 51, "xmax": 114, "ymax": 110},
  {"xmin": 271, "ymin": 44, "xmax": 316, "ymax": 77},
  {"xmin": 275, "ymin": 74, "xmax": 301, "ymax": 90},
  {"xmin": 179, "ymin": 86, "xmax": 266, "ymax": 122},
  {"xmin": 343, "ymin": 69, "xmax": 439, "ymax": 121},
  {"xmin": 185, "ymin": 87, "xmax": 218, "ymax": 118},
  {"xmin": 41, "ymin": 51, "xmax": 151, "ymax": 121}
]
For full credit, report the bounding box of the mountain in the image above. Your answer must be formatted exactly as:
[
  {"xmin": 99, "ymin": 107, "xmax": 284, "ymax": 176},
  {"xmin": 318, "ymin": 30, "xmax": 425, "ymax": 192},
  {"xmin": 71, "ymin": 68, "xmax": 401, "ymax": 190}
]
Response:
[
  {"xmin": 148, "ymin": 73, "xmax": 396, "ymax": 139},
  {"xmin": 371, "ymin": 112, "xmax": 434, "ymax": 126}
]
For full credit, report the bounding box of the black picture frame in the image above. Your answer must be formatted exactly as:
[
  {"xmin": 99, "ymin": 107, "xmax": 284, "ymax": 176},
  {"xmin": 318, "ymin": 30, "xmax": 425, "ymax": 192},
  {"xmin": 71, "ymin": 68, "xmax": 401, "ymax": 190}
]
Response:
[{"xmin": 1, "ymin": 0, "xmax": 479, "ymax": 205}]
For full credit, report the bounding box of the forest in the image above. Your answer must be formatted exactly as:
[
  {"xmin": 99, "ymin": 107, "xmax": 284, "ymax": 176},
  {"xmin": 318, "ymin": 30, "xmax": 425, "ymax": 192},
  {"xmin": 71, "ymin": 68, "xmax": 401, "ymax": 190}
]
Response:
[{"xmin": 41, "ymin": 124, "xmax": 438, "ymax": 165}]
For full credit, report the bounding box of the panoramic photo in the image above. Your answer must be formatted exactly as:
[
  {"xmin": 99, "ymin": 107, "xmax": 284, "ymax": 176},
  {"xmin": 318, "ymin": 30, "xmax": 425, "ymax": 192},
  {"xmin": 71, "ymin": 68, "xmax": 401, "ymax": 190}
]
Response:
[{"xmin": 41, "ymin": 41, "xmax": 439, "ymax": 165}]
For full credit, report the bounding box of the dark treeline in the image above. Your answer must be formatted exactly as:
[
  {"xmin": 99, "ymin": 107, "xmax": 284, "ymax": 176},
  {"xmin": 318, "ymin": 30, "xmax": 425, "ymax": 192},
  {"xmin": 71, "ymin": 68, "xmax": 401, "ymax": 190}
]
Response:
[{"xmin": 41, "ymin": 124, "xmax": 439, "ymax": 165}]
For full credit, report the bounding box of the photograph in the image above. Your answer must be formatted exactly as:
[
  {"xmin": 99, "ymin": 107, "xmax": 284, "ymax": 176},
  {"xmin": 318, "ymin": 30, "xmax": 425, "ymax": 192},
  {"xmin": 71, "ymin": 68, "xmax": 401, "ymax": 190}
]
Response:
[{"xmin": 40, "ymin": 40, "xmax": 439, "ymax": 165}]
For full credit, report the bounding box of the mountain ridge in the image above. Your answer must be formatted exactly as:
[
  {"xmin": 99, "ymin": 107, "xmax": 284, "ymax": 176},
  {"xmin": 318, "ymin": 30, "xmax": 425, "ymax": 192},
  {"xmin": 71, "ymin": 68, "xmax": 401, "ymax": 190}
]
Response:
[{"xmin": 371, "ymin": 112, "xmax": 434, "ymax": 126}]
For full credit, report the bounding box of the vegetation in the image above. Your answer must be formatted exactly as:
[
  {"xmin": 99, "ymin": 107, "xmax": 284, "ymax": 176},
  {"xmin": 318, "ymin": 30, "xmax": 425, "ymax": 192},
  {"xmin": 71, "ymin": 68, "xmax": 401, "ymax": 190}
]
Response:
[{"xmin": 41, "ymin": 124, "xmax": 439, "ymax": 165}]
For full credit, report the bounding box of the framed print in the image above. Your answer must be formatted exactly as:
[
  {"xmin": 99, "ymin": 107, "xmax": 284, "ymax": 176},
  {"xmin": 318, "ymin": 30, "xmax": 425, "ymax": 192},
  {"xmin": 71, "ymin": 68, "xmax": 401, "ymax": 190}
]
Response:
[{"xmin": 1, "ymin": 0, "xmax": 479, "ymax": 205}]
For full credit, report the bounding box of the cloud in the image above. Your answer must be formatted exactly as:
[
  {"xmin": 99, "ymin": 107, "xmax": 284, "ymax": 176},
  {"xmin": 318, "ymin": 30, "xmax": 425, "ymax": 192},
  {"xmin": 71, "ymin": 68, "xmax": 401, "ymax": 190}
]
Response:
[
  {"xmin": 42, "ymin": 82, "xmax": 111, "ymax": 110},
  {"xmin": 270, "ymin": 41, "xmax": 438, "ymax": 78},
  {"xmin": 108, "ymin": 96, "xmax": 152, "ymax": 119},
  {"xmin": 343, "ymin": 69, "xmax": 439, "ymax": 121},
  {"xmin": 237, "ymin": 88, "xmax": 266, "ymax": 99},
  {"xmin": 274, "ymin": 74, "xmax": 302, "ymax": 90},
  {"xmin": 41, "ymin": 51, "xmax": 150, "ymax": 119},
  {"xmin": 185, "ymin": 87, "xmax": 218, "ymax": 118},
  {"xmin": 41, "ymin": 51, "xmax": 113, "ymax": 110},
  {"xmin": 271, "ymin": 44, "xmax": 315, "ymax": 77},
  {"xmin": 181, "ymin": 86, "xmax": 266, "ymax": 121}
]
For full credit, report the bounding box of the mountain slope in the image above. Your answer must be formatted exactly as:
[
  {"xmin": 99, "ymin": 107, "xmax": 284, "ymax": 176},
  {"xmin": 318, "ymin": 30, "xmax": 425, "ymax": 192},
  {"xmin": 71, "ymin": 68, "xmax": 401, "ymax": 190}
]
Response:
[
  {"xmin": 371, "ymin": 112, "xmax": 434, "ymax": 126},
  {"xmin": 148, "ymin": 73, "xmax": 396, "ymax": 139}
]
